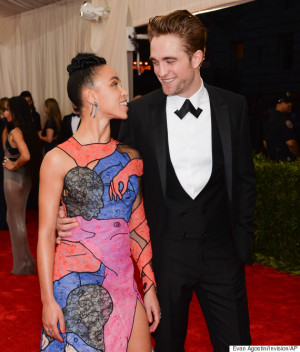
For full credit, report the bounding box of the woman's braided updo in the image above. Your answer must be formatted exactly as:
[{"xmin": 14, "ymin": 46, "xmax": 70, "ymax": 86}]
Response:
[{"xmin": 67, "ymin": 53, "xmax": 106, "ymax": 110}]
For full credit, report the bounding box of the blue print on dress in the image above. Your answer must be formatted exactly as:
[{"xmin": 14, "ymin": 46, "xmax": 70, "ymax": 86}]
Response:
[{"xmin": 93, "ymin": 151, "xmax": 139, "ymax": 222}]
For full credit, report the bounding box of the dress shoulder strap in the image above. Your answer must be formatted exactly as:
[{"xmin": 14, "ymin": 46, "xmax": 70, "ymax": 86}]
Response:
[{"xmin": 57, "ymin": 137, "xmax": 119, "ymax": 167}]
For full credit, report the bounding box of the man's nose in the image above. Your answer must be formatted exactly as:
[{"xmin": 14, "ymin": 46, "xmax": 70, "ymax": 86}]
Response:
[{"xmin": 157, "ymin": 63, "xmax": 168, "ymax": 78}]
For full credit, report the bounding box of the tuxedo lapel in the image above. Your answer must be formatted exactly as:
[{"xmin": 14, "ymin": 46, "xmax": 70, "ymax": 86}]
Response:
[
  {"xmin": 206, "ymin": 85, "xmax": 233, "ymax": 203},
  {"xmin": 77, "ymin": 117, "xmax": 81, "ymax": 131},
  {"xmin": 150, "ymin": 92, "xmax": 168, "ymax": 196},
  {"xmin": 66, "ymin": 115, "xmax": 73, "ymax": 136}
]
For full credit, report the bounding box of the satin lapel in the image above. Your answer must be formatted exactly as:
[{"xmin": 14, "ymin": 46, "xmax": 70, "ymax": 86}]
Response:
[
  {"xmin": 206, "ymin": 85, "xmax": 233, "ymax": 202},
  {"xmin": 77, "ymin": 117, "xmax": 81, "ymax": 131},
  {"xmin": 150, "ymin": 92, "xmax": 168, "ymax": 197}
]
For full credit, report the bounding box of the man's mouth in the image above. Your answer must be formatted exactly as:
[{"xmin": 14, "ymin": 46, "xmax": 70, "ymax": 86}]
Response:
[{"xmin": 161, "ymin": 78, "xmax": 175, "ymax": 84}]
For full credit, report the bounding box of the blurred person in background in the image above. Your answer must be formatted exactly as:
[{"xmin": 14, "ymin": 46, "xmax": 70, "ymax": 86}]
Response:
[
  {"xmin": 263, "ymin": 92, "xmax": 300, "ymax": 162},
  {"xmin": 20, "ymin": 90, "xmax": 42, "ymax": 133},
  {"xmin": 57, "ymin": 102, "xmax": 81, "ymax": 144},
  {"xmin": 38, "ymin": 98, "xmax": 62, "ymax": 153},
  {"xmin": 2, "ymin": 96, "xmax": 42, "ymax": 275},
  {"xmin": 0, "ymin": 97, "xmax": 9, "ymax": 229}
]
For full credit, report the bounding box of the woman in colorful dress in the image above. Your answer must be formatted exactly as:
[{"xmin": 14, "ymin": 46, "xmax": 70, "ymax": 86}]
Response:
[{"xmin": 37, "ymin": 53, "xmax": 160, "ymax": 352}]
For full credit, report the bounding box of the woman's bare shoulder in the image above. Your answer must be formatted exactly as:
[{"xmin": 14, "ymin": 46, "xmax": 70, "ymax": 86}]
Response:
[
  {"xmin": 10, "ymin": 127, "xmax": 23, "ymax": 139},
  {"xmin": 41, "ymin": 147, "xmax": 74, "ymax": 175}
]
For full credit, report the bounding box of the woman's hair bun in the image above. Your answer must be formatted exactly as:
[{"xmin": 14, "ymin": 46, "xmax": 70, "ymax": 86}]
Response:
[{"xmin": 67, "ymin": 53, "xmax": 106, "ymax": 75}]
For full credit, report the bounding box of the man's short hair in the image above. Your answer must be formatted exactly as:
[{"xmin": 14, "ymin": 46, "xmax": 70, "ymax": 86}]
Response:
[
  {"xmin": 274, "ymin": 91, "xmax": 292, "ymax": 106},
  {"xmin": 147, "ymin": 10, "xmax": 207, "ymax": 59}
]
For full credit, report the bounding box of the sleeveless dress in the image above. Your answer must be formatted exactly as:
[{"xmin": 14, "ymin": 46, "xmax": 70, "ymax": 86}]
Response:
[
  {"xmin": 42, "ymin": 118, "xmax": 59, "ymax": 153},
  {"xmin": 3, "ymin": 134, "xmax": 35, "ymax": 275},
  {"xmin": 40, "ymin": 137, "xmax": 156, "ymax": 352}
]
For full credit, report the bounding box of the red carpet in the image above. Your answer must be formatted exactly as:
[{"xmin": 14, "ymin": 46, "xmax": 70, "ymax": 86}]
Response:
[{"xmin": 0, "ymin": 210, "xmax": 299, "ymax": 351}]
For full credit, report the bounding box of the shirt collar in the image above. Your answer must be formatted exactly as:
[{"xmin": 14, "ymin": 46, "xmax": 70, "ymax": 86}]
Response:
[{"xmin": 167, "ymin": 78, "xmax": 205, "ymax": 110}]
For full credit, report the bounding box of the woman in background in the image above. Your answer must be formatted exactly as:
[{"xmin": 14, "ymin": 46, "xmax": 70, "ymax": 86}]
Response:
[
  {"xmin": 39, "ymin": 98, "xmax": 62, "ymax": 153},
  {"xmin": 2, "ymin": 96, "xmax": 42, "ymax": 275},
  {"xmin": 0, "ymin": 97, "xmax": 9, "ymax": 229}
]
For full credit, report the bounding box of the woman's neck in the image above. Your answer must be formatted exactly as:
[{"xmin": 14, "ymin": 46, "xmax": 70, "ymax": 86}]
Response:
[{"xmin": 74, "ymin": 116, "xmax": 111, "ymax": 144}]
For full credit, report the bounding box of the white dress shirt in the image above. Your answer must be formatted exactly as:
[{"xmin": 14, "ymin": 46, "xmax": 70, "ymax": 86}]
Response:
[
  {"xmin": 71, "ymin": 114, "xmax": 81, "ymax": 134},
  {"xmin": 166, "ymin": 81, "xmax": 212, "ymax": 199}
]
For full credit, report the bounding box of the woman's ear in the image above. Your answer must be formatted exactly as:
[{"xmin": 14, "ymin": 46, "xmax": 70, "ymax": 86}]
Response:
[
  {"xmin": 83, "ymin": 89, "xmax": 96, "ymax": 105},
  {"xmin": 83, "ymin": 89, "xmax": 98, "ymax": 118}
]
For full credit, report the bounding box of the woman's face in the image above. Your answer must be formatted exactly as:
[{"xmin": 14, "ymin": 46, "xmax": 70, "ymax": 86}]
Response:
[
  {"xmin": 91, "ymin": 65, "xmax": 128, "ymax": 120},
  {"xmin": 3, "ymin": 103, "xmax": 12, "ymax": 122},
  {"xmin": 44, "ymin": 104, "xmax": 49, "ymax": 114}
]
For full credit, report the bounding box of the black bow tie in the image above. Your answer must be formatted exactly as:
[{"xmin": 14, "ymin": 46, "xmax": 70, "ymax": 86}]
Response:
[
  {"xmin": 72, "ymin": 113, "xmax": 80, "ymax": 117},
  {"xmin": 174, "ymin": 99, "xmax": 202, "ymax": 119}
]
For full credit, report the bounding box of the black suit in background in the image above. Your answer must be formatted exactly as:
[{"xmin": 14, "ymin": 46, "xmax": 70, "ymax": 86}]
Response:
[
  {"xmin": 58, "ymin": 113, "xmax": 121, "ymax": 143},
  {"xmin": 118, "ymin": 85, "xmax": 256, "ymax": 352},
  {"xmin": 32, "ymin": 110, "xmax": 41, "ymax": 132},
  {"xmin": 57, "ymin": 113, "xmax": 80, "ymax": 144}
]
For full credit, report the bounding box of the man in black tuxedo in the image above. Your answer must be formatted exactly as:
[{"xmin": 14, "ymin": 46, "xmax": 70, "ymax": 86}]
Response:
[
  {"xmin": 56, "ymin": 10, "xmax": 255, "ymax": 352},
  {"xmin": 118, "ymin": 10, "xmax": 256, "ymax": 352},
  {"xmin": 57, "ymin": 103, "xmax": 81, "ymax": 143}
]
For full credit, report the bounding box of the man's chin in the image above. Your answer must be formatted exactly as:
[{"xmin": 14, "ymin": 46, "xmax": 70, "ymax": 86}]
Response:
[{"xmin": 162, "ymin": 86, "xmax": 177, "ymax": 96}]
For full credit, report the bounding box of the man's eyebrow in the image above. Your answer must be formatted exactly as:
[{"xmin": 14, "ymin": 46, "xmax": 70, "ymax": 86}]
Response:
[
  {"xmin": 149, "ymin": 56, "xmax": 177, "ymax": 61},
  {"xmin": 109, "ymin": 76, "xmax": 120, "ymax": 81}
]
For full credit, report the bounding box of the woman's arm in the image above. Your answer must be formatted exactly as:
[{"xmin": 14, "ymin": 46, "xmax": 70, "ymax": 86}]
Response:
[
  {"xmin": 129, "ymin": 173, "xmax": 160, "ymax": 333},
  {"xmin": 39, "ymin": 128, "xmax": 55, "ymax": 143},
  {"xmin": 37, "ymin": 149, "xmax": 66, "ymax": 342},
  {"xmin": 3, "ymin": 128, "xmax": 30, "ymax": 171}
]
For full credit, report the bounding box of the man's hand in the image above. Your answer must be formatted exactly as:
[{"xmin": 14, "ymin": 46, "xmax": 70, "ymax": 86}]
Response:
[{"xmin": 56, "ymin": 206, "xmax": 78, "ymax": 244}]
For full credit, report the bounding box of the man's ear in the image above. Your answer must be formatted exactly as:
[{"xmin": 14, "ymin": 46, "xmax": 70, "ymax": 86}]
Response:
[{"xmin": 191, "ymin": 50, "xmax": 204, "ymax": 69}]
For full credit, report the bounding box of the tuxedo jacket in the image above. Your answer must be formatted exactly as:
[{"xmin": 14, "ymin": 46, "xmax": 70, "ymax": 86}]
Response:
[
  {"xmin": 58, "ymin": 113, "xmax": 79, "ymax": 144},
  {"xmin": 118, "ymin": 84, "xmax": 256, "ymax": 266}
]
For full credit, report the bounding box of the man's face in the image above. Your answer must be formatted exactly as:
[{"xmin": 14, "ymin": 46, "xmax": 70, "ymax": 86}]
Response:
[
  {"xmin": 25, "ymin": 97, "xmax": 33, "ymax": 107},
  {"xmin": 3, "ymin": 103, "xmax": 12, "ymax": 122},
  {"xmin": 277, "ymin": 101, "xmax": 292, "ymax": 115},
  {"xmin": 149, "ymin": 34, "xmax": 203, "ymax": 97}
]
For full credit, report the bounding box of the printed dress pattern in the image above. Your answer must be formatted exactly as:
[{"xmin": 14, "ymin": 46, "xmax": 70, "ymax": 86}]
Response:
[{"xmin": 40, "ymin": 137, "xmax": 155, "ymax": 352}]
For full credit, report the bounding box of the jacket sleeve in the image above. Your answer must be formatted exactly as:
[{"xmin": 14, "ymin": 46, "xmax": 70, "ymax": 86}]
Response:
[
  {"xmin": 118, "ymin": 102, "xmax": 137, "ymax": 148},
  {"xmin": 234, "ymin": 96, "xmax": 256, "ymax": 263}
]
